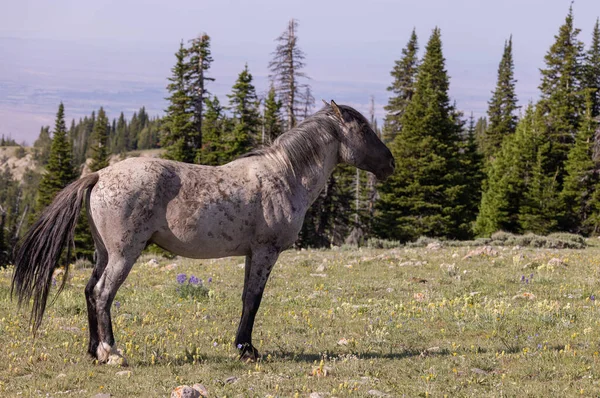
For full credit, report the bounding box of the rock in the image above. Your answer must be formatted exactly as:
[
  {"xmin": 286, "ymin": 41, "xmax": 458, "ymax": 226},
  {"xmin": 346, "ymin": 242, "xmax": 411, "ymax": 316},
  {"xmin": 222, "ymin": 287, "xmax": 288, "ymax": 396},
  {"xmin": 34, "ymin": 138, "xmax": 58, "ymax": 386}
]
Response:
[
  {"xmin": 146, "ymin": 258, "xmax": 159, "ymax": 268},
  {"xmin": 463, "ymin": 245, "xmax": 498, "ymax": 260},
  {"xmin": 309, "ymin": 393, "xmax": 328, "ymax": 398},
  {"xmin": 547, "ymin": 258, "xmax": 566, "ymax": 267},
  {"xmin": 171, "ymin": 386, "xmax": 200, "ymax": 398},
  {"xmin": 225, "ymin": 376, "xmax": 239, "ymax": 384},
  {"xmin": 57, "ymin": 373, "xmax": 66, "ymax": 378},
  {"xmin": 192, "ymin": 384, "xmax": 208, "ymax": 397},
  {"xmin": 161, "ymin": 263, "xmax": 178, "ymax": 271},
  {"xmin": 367, "ymin": 390, "xmax": 390, "ymax": 397},
  {"xmin": 426, "ymin": 242, "xmax": 442, "ymax": 250},
  {"xmin": 310, "ymin": 273, "xmax": 327, "ymax": 277},
  {"xmin": 115, "ymin": 370, "xmax": 131, "ymax": 377},
  {"xmin": 337, "ymin": 338, "xmax": 349, "ymax": 346},
  {"xmin": 316, "ymin": 263, "xmax": 326, "ymax": 272},
  {"xmin": 92, "ymin": 394, "xmax": 112, "ymax": 398},
  {"xmin": 512, "ymin": 292, "xmax": 536, "ymax": 300}
]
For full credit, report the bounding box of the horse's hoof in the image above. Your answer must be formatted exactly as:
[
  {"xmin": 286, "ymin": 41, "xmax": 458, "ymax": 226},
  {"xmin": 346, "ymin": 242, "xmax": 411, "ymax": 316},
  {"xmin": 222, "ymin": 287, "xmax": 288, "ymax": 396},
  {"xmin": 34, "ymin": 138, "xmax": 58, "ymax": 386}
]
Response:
[
  {"xmin": 237, "ymin": 343, "xmax": 260, "ymax": 362},
  {"xmin": 97, "ymin": 343, "xmax": 128, "ymax": 366}
]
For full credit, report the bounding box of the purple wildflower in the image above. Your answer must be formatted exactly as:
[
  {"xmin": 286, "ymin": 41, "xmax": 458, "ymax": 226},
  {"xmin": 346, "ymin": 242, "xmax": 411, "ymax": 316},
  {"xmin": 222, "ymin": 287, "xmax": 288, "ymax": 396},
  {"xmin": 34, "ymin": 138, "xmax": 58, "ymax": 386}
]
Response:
[
  {"xmin": 114, "ymin": 301, "xmax": 121, "ymax": 310},
  {"xmin": 591, "ymin": 294, "xmax": 596, "ymax": 301},
  {"xmin": 213, "ymin": 342, "xmax": 218, "ymax": 347},
  {"xmin": 51, "ymin": 277, "xmax": 57, "ymax": 287},
  {"xmin": 176, "ymin": 273, "xmax": 187, "ymax": 284},
  {"xmin": 520, "ymin": 275, "xmax": 525, "ymax": 282},
  {"xmin": 208, "ymin": 277, "xmax": 213, "ymax": 283},
  {"xmin": 237, "ymin": 343, "xmax": 243, "ymax": 349},
  {"xmin": 530, "ymin": 273, "xmax": 534, "ymax": 279},
  {"xmin": 525, "ymin": 278, "xmax": 529, "ymax": 284},
  {"xmin": 189, "ymin": 275, "xmax": 200, "ymax": 285}
]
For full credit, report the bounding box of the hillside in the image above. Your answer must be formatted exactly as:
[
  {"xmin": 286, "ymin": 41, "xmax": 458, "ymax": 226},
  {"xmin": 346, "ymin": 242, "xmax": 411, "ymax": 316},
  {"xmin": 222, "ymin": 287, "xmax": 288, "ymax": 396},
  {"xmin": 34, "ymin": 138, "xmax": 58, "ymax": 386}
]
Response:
[{"xmin": 0, "ymin": 146, "xmax": 165, "ymax": 181}]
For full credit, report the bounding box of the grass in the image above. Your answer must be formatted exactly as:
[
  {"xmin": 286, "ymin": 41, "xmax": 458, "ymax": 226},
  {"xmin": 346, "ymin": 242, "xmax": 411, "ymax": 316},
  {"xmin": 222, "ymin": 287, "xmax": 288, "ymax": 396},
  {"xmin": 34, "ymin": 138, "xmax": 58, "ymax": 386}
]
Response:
[{"xmin": 2, "ymin": 243, "xmax": 600, "ymax": 396}]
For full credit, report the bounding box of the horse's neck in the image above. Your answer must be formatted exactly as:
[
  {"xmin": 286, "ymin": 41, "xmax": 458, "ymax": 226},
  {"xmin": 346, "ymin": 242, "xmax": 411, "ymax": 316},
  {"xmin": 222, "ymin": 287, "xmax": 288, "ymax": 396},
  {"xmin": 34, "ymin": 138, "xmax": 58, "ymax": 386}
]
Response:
[{"xmin": 294, "ymin": 140, "xmax": 340, "ymax": 206}]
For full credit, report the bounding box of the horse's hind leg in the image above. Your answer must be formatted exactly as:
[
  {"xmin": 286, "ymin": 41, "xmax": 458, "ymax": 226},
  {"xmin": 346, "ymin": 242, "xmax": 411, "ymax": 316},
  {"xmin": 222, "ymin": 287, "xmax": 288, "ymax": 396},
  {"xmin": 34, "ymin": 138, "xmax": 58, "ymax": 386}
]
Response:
[
  {"xmin": 93, "ymin": 241, "xmax": 146, "ymax": 364},
  {"xmin": 85, "ymin": 246, "xmax": 108, "ymax": 357}
]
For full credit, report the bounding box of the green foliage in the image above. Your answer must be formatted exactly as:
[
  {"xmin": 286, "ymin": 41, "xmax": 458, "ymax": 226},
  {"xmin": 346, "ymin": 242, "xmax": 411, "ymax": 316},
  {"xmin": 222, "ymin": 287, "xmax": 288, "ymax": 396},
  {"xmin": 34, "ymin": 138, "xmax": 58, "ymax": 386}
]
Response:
[
  {"xmin": 88, "ymin": 107, "xmax": 110, "ymax": 172},
  {"xmin": 36, "ymin": 103, "xmax": 76, "ymax": 212},
  {"xmin": 161, "ymin": 42, "xmax": 196, "ymax": 163},
  {"xmin": 262, "ymin": 85, "xmax": 284, "ymax": 144},
  {"xmin": 225, "ymin": 64, "xmax": 260, "ymax": 160},
  {"xmin": 33, "ymin": 126, "xmax": 52, "ymax": 166},
  {"xmin": 382, "ymin": 28, "xmax": 419, "ymax": 144},
  {"xmin": 375, "ymin": 28, "xmax": 468, "ymax": 242},
  {"xmin": 195, "ymin": 97, "xmax": 228, "ymax": 165},
  {"xmin": 561, "ymin": 95, "xmax": 600, "ymax": 234},
  {"xmin": 175, "ymin": 274, "xmax": 211, "ymax": 301},
  {"xmin": 112, "ymin": 112, "xmax": 129, "ymax": 154},
  {"xmin": 583, "ymin": 18, "xmax": 600, "ymax": 117},
  {"xmin": 187, "ymin": 34, "xmax": 214, "ymax": 154},
  {"xmin": 537, "ymin": 5, "xmax": 585, "ymax": 187},
  {"xmin": 483, "ymin": 36, "xmax": 519, "ymax": 160}
]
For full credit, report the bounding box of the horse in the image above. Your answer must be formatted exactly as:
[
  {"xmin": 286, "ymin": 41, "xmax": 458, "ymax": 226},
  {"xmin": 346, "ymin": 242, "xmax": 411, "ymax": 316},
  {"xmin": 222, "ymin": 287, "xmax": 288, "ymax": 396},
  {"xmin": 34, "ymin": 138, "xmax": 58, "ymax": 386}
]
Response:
[{"xmin": 12, "ymin": 100, "xmax": 395, "ymax": 364}]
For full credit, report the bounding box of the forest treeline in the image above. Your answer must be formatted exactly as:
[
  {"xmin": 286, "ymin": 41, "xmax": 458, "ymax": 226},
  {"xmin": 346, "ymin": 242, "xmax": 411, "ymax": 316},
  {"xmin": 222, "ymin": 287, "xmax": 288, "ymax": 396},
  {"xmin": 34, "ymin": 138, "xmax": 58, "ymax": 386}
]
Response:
[{"xmin": 1, "ymin": 7, "xmax": 599, "ymax": 266}]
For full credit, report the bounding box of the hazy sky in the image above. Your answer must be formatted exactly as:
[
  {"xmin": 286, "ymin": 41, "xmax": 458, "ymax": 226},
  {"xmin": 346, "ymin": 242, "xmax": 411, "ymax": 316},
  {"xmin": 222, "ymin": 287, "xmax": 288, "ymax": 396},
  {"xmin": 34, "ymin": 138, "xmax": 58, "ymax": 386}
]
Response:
[{"xmin": 1, "ymin": 0, "xmax": 599, "ymax": 145}]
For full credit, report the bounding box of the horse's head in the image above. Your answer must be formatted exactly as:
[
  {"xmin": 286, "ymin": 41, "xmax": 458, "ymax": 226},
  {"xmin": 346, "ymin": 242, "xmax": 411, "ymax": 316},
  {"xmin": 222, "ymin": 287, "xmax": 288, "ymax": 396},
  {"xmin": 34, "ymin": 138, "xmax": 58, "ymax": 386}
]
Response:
[{"xmin": 327, "ymin": 100, "xmax": 395, "ymax": 180}]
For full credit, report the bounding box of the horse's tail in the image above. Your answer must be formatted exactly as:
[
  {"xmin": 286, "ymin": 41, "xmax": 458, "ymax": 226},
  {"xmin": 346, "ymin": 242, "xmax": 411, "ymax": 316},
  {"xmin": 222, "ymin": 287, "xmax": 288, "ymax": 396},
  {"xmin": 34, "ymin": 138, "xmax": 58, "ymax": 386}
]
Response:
[{"xmin": 11, "ymin": 172, "xmax": 100, "ymax": 333}]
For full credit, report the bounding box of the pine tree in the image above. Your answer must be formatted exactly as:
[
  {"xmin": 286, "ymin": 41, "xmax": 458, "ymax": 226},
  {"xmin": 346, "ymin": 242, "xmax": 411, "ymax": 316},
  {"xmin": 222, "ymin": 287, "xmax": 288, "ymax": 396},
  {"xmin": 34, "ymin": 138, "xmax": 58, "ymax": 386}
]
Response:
[
  {"xmin": 89, "ymin": 107, "xmax": 110, "ymax": 171},
  {"xmin": 161, "ymin": 42, "xmax": 196, "ymax": 163},
  {"xmin": 185, "ymin": 34, "xmax": 214, "ymax": 155},
  {"xmin": 33, "ymin": 126, "xmax": 52, "ymax": 166},
  {"xmin": 112, "ymin": 112, "xmax": 129, "ymax": 154},
  {"xmin": 483, "ymin": 36, "xmax": 519, "ymax": 160},
  {"xmin": 561, "ymin": 94, "xmax": 599, "ymax": 233},
  {"xmin": 461, "ymin": 113, "xmax": 485, "ymax": 231},
  {"xmin": 382, "ymin": 28, "xmax": 419, "ymax": 144},
  {"xmin": 475, "ymin": 105, "xmax": 542, "ymax": 236},
  {"xmin": 538, "ymin": 5, "xmax": 585, "ymax": 186},
  {"xmin": 584, "ymin": 18, "xmax": 600, "ymax": 117},
  {"xmin": 226, "ymin": 64, "xmax": 261, "ymax": 160},
  {"xmin": 375, "ymin": 28, "xmax": 467, "ymax": 241},
  {"xmin": 268, "ymin": 19, "xmax": 311, "ymax": 130},
  {"xmin": 36, "ymin": 103, "xmax": 76, "ymax": 212},
  {"xmin": 196, "ymin": 96, "xmax": 227, "ymax": 165},
  {"xmin": 262, "ymin": 85, "xmax": 284, "ymax": 144}
]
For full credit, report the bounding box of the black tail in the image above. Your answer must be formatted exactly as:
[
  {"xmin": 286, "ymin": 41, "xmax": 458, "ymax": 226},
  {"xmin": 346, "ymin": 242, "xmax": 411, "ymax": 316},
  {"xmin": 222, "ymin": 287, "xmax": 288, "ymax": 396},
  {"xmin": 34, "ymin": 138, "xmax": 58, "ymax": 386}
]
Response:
[{"xmin": 11, "ymin": 173, "xmax": 100, "ymax": 333}]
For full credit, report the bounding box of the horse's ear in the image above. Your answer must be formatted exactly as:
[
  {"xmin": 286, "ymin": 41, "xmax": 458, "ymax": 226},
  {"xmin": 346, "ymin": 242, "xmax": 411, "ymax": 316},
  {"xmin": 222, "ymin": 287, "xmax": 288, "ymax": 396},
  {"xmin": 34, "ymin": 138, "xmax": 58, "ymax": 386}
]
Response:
[{"xmin": 330, "ymin": 100, "xmax": 343, "ymax": 122}]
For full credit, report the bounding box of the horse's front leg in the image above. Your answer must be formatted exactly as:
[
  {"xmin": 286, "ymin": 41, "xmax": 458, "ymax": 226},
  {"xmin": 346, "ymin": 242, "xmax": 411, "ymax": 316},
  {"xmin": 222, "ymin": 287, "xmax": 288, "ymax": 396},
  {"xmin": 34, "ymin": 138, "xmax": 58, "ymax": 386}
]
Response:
[{"xmin": 235, "ymin": 247, "xmax": 280, "ymax": 361}]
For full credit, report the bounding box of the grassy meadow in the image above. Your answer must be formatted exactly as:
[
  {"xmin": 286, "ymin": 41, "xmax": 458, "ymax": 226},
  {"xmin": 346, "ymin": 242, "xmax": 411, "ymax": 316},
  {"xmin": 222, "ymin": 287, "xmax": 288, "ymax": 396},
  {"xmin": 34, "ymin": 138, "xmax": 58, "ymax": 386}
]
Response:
[{"xmin": 1, "ymin": 240, "xmax": 600, "ymax": 397}]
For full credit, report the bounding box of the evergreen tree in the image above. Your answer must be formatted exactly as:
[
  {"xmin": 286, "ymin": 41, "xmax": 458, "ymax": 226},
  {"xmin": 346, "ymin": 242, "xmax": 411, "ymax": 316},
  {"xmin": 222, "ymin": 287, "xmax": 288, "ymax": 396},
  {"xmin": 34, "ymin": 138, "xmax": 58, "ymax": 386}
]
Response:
[
  {"xmin": 137, "ymin": 118, "xmax": 160, "ymax": 150},
  {"xmin": 112, "ymin": 112, "xmax": 129, "ymax": 154},
  {"xmin": 584, "ymin": 18, "xmax": 600, "ymax": 117},
  {"xmin": 89, "ymin": 107, "xmax": 110, "ymax": 171},
  {"xmin": 196, "ymin": 96, "xmax": 227, "ymax": 165},
  {"xmin": 187, "ymin": 34, "xmax": 214, "ymax": 155},
  {"xmin": 36, "ymin": 103, "xmax": 76, "ymax": 212},
  {"xmin": 538, "ymin": 5, "xmax": 585, "ymax": 186},
  {"xmin": 483, "ymin": 36, "xmax": 519, "ymax": 160},
  {"xmin": 262, "ymin": 85, "xmax": 284, "ymax": 144},
  {"xmin": 561, "ymin": 94, "xmax": 599, "ymax": 233},
  {"xmin": 268, "ymin": 19, "xmax": 311, "ymax": 130},
  {"xmin": 33, "ymin": 126, "xmax": 52, "ymax": 166},
  {"xmin": 375, "ymin": 28, "xmax": 467, "ymax": 241},
  {"xmin": 460, "ymin": 113, "xmax": 485, "ymax": 230},
  {"xmin": 161, "ymin": 42, "xmax": 196, "ymax": 163},
  {"xmin": 382, "ymin": 28, "xmax": 419, "ymax": 144},
  {"xmin": 226, "ymin": 64, "xmax": 260, "ymax": 160},
  {"xmin": 475, "ymin": 105, "xmax": 542, "ymax": 236}
]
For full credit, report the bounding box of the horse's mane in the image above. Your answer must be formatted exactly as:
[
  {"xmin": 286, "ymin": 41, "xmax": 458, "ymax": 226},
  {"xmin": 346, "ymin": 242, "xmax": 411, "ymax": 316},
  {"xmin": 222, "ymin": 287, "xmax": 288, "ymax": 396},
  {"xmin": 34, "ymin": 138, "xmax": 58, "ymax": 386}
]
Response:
[{"xmin": 240, "ymin": 106, "xmax": 343, "ymax": 176}]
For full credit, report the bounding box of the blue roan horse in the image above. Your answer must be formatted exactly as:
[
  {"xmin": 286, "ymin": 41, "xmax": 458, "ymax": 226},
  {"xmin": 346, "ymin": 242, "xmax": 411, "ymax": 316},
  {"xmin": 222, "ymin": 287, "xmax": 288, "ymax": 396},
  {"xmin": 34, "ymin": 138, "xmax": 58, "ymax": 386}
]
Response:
[{"xmin": 12, "ymin": 101, "xmax": 395, "ymax": 363}]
